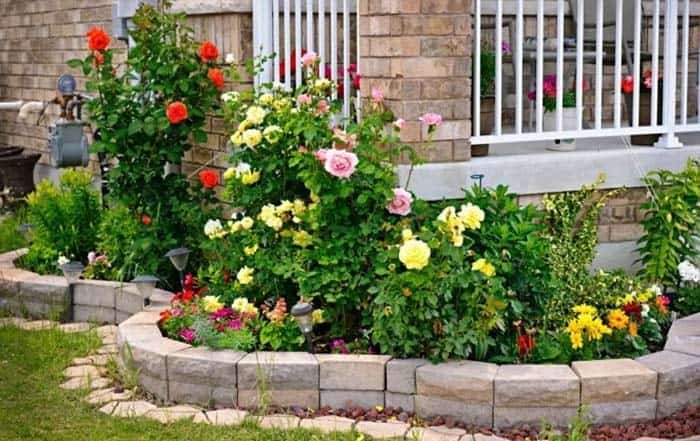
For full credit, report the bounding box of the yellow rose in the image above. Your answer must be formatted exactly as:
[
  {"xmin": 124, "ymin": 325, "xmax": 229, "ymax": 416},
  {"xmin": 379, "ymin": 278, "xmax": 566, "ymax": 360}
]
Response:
[
  {"xmin": 237, "ymin": 266, "xmax": 254, "ymax": 285},
  {"xmin": 259, "ymin": 93, "xmax": 274, "ymax": 106},
  {"xmin": 230, "ymin": 131, "xmax": 243, "ymax": 146},
  {"xmin": 202, "ymin": 295, "xmax": 224, "ymax": 313},
  {"xmin": 242, "ymin": 129, "xmax": 263, "ymax": 148},
  {"xmin": 266, "ymin": 216, "xmax": 283, "ymax": 231},
  {"xmin": 401, "ymin": 228, "xmax": 413, "ymax": 242},
  {"xmin": 263, "ymin": 125, "xmax": 283, "ymax": 144},
  {"xmin": 293, "ymin": 230, "xmax": 313, "ymax": 248},
  {"xmin": 276, "ymin": 200, "xmax": 295, "ymax": 214},
  {"xmin": 437, "ymin": 206, "xmax": 457, "ymax": 223},
  {"xmin": 228, "ymin": 220, "xmax": 242, "ymax": 233},
  {"xmin": 232, "ymin": 297, "xmax": 250, "ymax": 312},
  {"xmin": 293, "ymin": 199, "xmax": 307, "ymax": 214},
  {"xmin": 259, "ymin": 204, "xmax": 276, "ymax": 222},
  {"xmin": 398, "ymin": 239, "xmax": 431, "ymax": 270},
  {"xmin": 244, "ymin": 244, "xmax": 258, "ymax": 256},
  {"xmin": 312, "ymin": 309, "xmax": 325, "ymax": 324},
  {"xmin": 241, "ymin": 170, "xmax": 261, "ymax": 185},
  {"xmin": 272, "ymin": 98, "xmax": 290, "ymax": 110},
  {"xmin": 245, "ymin": 106, "xmax": 267, "ymax": 125},
  {"xmin": 223, "ymin": 167, "xmax": 236, "ymax": 180},
  {"xmin": 458, "ymin": 203, "xmax": 485, "ymax": 230},
  {"xmin": 472, "ymin": 258, "xmax": 495, "ymax": 277},
  {"xmin": 314, "ymin": 78, "xmax": 332, "ymax": 91},
  {"xmin": 240, "ymin": 217, "xmax": 254, "ymax": 230}
]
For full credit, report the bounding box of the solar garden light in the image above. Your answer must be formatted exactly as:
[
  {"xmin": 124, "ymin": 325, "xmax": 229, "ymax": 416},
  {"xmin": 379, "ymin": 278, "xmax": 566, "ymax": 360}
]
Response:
[
  {"xmin": 291, "ymin": 301, "xmax": 314, "ymax": 353},
  {"xmin": 131, "ymin": 275, "xmax": 159, "ymax": 307},
  {"xmin": 17, "ymin": 223, "xmax": 34, "ymax": 242},
  {"xmin": 60, "ymin": 262, "xmax": 85, "ymax": 284},
  {"xmin": 165, "ymin": 247, "xmax": 191, "ymax": 289}
]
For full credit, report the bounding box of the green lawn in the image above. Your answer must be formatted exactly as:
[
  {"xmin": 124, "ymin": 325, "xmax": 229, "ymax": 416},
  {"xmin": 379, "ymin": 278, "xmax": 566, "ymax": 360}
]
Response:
[{"xmin": 0, "ymin": 325, "xmax": 364, "ymax": 441}]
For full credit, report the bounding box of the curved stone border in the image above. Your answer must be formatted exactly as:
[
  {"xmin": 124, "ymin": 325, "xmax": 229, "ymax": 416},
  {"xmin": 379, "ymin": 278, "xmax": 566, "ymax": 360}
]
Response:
[
  {"xmin": 1, "ymin": 248, "xmax": 699, "ymax": 429},
  {"xmin": 0, "ymin": 249, "xmax": 170, "ymax": 324},
  {"xmin": 116, "ymin": 309, "xmax": 700, "ymax": 429}
]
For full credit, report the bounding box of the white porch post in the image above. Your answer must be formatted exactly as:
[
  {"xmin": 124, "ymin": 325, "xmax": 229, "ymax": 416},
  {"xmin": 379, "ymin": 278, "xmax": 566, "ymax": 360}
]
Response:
[{"xmin": 655, "ymin": 0, "xmax": 683, "ymax": 149}]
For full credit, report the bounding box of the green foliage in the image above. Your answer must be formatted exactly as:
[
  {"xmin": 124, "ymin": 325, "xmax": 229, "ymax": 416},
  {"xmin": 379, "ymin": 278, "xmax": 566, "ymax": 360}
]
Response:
[
  {"xmin": 637, "ymin": 159, "xmax": 700, "ymax": 286},
  {"xmin": 22, "ymin": 169, "xmax": 101, "ymax": 274},
  {"xmin": 480, "ymin": 50, "xmax": 496, "ymax": 95},
  {"xmin": 541, "ymin": 406, "xmax": 591, "ymax": 441},
  {"xmin": 540, "ymin": 175, "xmax": 623, "ymax": 326},
  {"xmin": 0, "ymin": 209, "xmax": 29, "ymax": 254},
  {"xmin": 69, "ymin": 3, "xmax": 220, "ymax": 286},
  {"xmin": 258, "ymin": 316, "xmax": 305, "ymax": 351}
]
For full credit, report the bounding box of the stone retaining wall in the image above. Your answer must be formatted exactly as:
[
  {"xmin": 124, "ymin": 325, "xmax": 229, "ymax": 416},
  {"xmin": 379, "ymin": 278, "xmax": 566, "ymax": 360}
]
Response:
[
  {"xmin": 0, "ymin": 249, "xmax": 169, "ymax": 324},
  {"xmin": 116, "ymin": 308, "xmax": 700, "ymax": 429}
]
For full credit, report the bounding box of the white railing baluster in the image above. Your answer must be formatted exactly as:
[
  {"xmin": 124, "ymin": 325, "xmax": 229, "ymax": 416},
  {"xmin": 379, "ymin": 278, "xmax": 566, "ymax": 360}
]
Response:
[
  {"xmin": 331, "ymin": 0, "xmax": 338, "ymax": 100},
  {"xmin": 595, "ymin": 0, "xmax": 603, "ymax": 129},
  {"xmin": 681, "ymin": 0, "xmax": 690, "ymax": 125},
  {"xmin": 613, "ymin": 0, "xmax": 622, "ymax": 128},
  {"xmin": 515, "ymin": 0, "xmax": 523, "ymax": 134},
  {"xmin": 536, "ymin": 0, "xmax": 543, "ymax": 133},
  {"xmin": 474, "ymin": 0, "xmax": 481, "ymax": 137},
  {"xmin": 556, "ymin": 0, "xmax": 564, "ymax": 132},
  {"xmin": 651, "ymin": 0, "xmax": 659, "ymax": 126},
  {"xmin": 633, "ymin": 0, "xmax": 641, "ymax": 127},
  {"xmin": 495, "ymin": 0, "xmax": 502, "ymax": 135},
  {"xmin": 319, "ymin": 0, "xmax": 325, "ymax": 79},
  {"xmin": 284, "ymin": 0, "xmax": 291, "ymax": 88},
  {"xmin": 306, "ymin": 0, "xmax": 314, "ymax": 52},
  {"xmin": 576, "ymin": 0, "xmax": 584, "ymax": 131},
  {"xmin": 343, "ymin": 0, "xmax": 350, "ymax": 120},
  {"xmin": 273, "ymin": 0, "xmax": 280, "ymax": 84},
  {"xmin": 656, "ymin": 0, "xmax": 682, "ymax": 148},
  {"xmin": 295, "ymin": 0, "xmax": 302, "ymax": 86}
]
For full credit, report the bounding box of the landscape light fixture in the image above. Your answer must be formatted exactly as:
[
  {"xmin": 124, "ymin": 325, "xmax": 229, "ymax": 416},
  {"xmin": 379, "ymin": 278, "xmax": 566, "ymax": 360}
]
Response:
[
  {"xmin": 131, "ymin": 275, "xmax": 159, "ymax": 307},
  {"xmin": 165, "ymin": 247, "xmax": 191, "ymax": 289},
  {"xmin": 291, "ymin": 301, "xmax": 314, "ymax": 353}
]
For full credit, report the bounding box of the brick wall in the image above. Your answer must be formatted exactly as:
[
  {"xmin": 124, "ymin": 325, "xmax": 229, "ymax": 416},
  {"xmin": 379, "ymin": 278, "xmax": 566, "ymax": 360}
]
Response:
[{"xmin": 360, "ymin": 0, "xmax": 473, "ymax": 163}]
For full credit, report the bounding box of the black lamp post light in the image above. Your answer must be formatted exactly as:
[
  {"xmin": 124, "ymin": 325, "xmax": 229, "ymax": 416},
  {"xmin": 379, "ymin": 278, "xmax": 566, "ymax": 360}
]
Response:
[
  {"xmin": 131, "ymin": 275, "xmax": 159, "ymax": 307},
  {"xmin": 60, "ymin": 262, "xmax": 85, "ymax": 284},
  {"xmin": 291, "ymin": 301, "xmax": 314, "ymax": 353},
  {"xmin": 165, "ymin": 247, "xmax": 191, "ymax": 290}
]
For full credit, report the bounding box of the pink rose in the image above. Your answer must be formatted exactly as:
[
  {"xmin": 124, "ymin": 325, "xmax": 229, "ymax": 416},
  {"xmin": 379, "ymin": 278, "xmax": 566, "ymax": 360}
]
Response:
[
  {"xmin": 371, "ymin": 87, "xmax": 384, "ymax": 104},
  {"xmin": 87, "ymin": 251, "xmax": 96, "ymax": 265},
  {"xmin": 393, "ymin": 118, "xmax": 406, "ymax": 130},
  {"xmin": 301, "ymin": 51, "xmax": 318, "ymax": 67},
  {"xmin": 316, "ymin": 99, "xmax": 329, "ymax": 115},
  {"xmin": 386, "ymin": 188, "xmax": 413, "ymax": 216},
  {"xmin": 324, "ymin": 149, "xmax": 358, "ymax": 179},
  {"xmin": 297, "ymin": 94, "xmax": 312, "ymax": 106},
  {"xmin": 314, "ymin": 148, "xmax": 328, "ymax": 162},
  {"xmin": 298, "ymin": 145, "xmax": 308, "ymax": 153},
  {"xmin": 419, "ymin": 112, "xmax": 443, "ymax": 127}
]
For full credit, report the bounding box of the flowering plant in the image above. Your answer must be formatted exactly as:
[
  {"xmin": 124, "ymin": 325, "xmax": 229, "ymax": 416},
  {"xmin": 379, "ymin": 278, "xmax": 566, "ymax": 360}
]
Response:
[
  {"xmin": 621, "ymin": 69, "xmax": 661, "ymax": 94},
  {"xmin": 527, "ymin": 75, "xmax": 588, "ymax": 112},
  {"xmin": 480, "ymin": 40, "xmax": 511, "ymax": 95},
  {"xmin": 677, "ymin": 259, "xmax": 700, "ymax": 316}
]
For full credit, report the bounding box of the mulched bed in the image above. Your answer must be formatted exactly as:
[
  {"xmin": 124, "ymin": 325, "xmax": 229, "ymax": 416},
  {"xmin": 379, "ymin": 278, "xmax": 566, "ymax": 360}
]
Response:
[{"xmin": 259, "ymin": 404, "xmax": 700, "ymax": 440}]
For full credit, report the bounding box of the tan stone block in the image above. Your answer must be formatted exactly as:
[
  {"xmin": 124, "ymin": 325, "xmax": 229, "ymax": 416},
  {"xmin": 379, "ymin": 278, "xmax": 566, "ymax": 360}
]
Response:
[
  {"xmin": 637, "ymin": 349, "xmax": 700, "ymax": 395},
  {"xmin": 317, "ymin": 354, "xmax": 391, "ymax": 390},
  {"xmin": 196, "ymin": 409, "xmax": 248, "ymax": 425},
  {"xmin": 572, "ymin": 359, "xmax": 657, "ymax": 404},
  {"xmin": 238, "ymin": 389, "xmax": 319, "ymax": 409},
  {"xmin": 408, "ymin": 426, "xmax": 464, "ymax": 441},
  {"xmin": 145, "ymin": 405, "xmax": 200, "ymax": 423},
  {"xmin": 356, "ymin": 421, "xmax": 409, "ymax": 439},
  {"xmin": 258, "ymin": 414, "xmax": 300, "ymax": 429},
  {"xmin": 495, "ymin": 365, "xmax": 580, "ymax": 408},
  {"xmin": 415, "ymin": 395, "xmax": 492, "ymax": 426},
  {"xmin": 417, "ymin": 361, "xmax": 497, "ymax": 404},
  {"xmin": 299, "ymin": 416, "xmax": 355, "ymax": 433}
]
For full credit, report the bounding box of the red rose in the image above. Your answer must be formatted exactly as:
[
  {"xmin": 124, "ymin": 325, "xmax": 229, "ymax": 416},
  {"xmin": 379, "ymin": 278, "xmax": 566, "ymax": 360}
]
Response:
[
  {"xmin": 621, "ymin": 75, "xmax": 634, "ymax": 94},
  {"xmin": 199, "ymin": 169, "xmax": 219, "ymax": 189},
  {"xmin": 86, "ymin": 27, "xmax": 110, "ymax": 52},
  {"xmin": 517, "ymin": 334, "xmax": 535, "ymax": 357},
  {"xmin": 199, "ymin": 40, "xmax": 219, "ymax": 62},
  {"xmin": 166, "ymin": 101, "xmax": 188, "ymax": 124},
  {"xmin": 93, "ymin": 51, "xmax": 104, "ymax": 66},
  {"xmin": 141, "ymin": 215, "xmax": 152, "ymax": 226},
  {"xmin": 207, "ymin": 68, "xmax": 224, "ymax": 90}
]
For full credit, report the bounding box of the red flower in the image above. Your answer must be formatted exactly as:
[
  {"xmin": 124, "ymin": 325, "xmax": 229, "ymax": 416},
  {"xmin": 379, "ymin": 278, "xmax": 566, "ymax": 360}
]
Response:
[
  {"xmin": 280, "ymin": 49, "xmax": 307, "ymax": 78},
  {"xmin": 166, "ymin": 101, "xmax": 188, "ymax": 124},
  {"xmin": 622, "ymin": 303, "xmax": 643, "ymax": 322},
  {"xmin": 517, "ymin": 334, "xmax": 535, "ymax": 357},
  {"xmin": 199, "ymin": 40, "xmax": 219, "ymax": 62},
  {"xmin": 141, "ymin": 215, "xmax": 152, "ymax": 226},
  {"xmin": 93, "ymin": 51, "xmax": 104, "ymax": 66},
  {"xmin": 621, "ymin": 75, "xmax": 634, "ymax": 94},
  {"xmin": 199, "ymin": 169, "xmax": 219, "ymax": 189},
  {"xmin": 159, "ymin": 310, "xmax": 172, "ymax": 324},
  {"xmin": 207, "ymin": 68, "xmax": 224, "ymax": 90},
  {"xmin": 86, "ymin": 27, "xmax": 110, "ymax": 52}
]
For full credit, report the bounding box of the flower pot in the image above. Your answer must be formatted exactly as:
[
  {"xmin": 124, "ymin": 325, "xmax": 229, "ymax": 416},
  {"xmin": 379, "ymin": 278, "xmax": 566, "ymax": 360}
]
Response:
[
  {"xmin": 473, "ymin": 96, "xmax": 495, "ymax": 157},
  {"xmin": 543, "ymin": 107, "xmax": 580, "ymax": 151},
  {"xmin": 624, "ymin": 89, "xmax": 663, "ymax": 146}
]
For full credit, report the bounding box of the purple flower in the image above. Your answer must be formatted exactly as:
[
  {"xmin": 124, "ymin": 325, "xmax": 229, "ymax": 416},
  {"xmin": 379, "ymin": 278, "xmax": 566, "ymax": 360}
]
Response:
[
  {"xmin": 501, "ymin": 40, "xmax": 511, "ymax": 55},
  {"xmin": 179, "ymin": 328, "xmax": 196, "ymax": 343},
  {"xmin": 228, "ymin": 319, "xmax": 243, "ymax": 330},
  {"xmin": 171, "ymin": 309, "xmax": 184, "ymax": 317},
  {"xmin": 331, "ymin": 339, "xmax": 349, "ymax": 354},
  {"xmin": 210, "ymin": 307, "xmax": 235, "ymax": 321}
]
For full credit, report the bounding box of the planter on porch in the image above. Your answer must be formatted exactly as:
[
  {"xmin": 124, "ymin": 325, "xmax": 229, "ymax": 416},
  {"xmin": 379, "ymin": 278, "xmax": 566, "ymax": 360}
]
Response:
[
  {"xmin": 625, "ymin": 89, "xmax": 663, "ymax": 146},
  {"xmin": 473, "ymin": 96, "xmax": 495, "ymax": 157},
  {"xmin": 543, "ymin": 107, "xmax": 580, "ymax": 152}
]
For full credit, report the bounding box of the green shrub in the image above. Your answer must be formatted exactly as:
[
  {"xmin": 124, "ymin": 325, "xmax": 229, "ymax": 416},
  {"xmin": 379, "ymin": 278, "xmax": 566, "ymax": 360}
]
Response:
[
  {"xmin": 0, "ymin": 208, "xmax": 29, "ymax": 254},
  {"xmin": 637, "ymin": 159, "xmax": 700, "ymax": 287},
  {"xmin": 23, "ymin": 169, "xmax": 101, "ymax": 274}
]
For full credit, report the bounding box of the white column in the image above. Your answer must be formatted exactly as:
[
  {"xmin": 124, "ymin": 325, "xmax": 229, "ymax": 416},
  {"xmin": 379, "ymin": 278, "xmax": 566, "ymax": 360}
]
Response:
[{"xmin": 655, "ymin": 0, "xmax": 682, "ymax": 148}]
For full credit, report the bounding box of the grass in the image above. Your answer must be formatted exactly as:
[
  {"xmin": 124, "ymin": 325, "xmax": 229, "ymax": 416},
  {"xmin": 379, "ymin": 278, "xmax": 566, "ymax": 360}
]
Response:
[
  {"xmin": 0, "ymin": 208, "xmax": 28, "ymax": 254},
  {"xmin": 0, "ymin": 325, "xmax": 366, "ymax": 441}
]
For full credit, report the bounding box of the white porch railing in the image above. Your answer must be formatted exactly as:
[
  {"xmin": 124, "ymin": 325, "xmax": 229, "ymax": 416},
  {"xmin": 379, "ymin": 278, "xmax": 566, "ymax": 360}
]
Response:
[
  {"xmin": 252, "ymin": 0, "xmax": 360, "ymax": 120},
  {"xmin": 473, "ymin": 0, "xmax": 700, "ymax": 148}
]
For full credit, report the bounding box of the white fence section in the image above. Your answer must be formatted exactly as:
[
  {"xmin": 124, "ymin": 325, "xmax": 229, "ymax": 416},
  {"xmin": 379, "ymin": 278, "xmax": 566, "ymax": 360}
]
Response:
[
  {"xmin": 252, "ymin": 0, "xmax": 360, "ymax": 120},
  {"xmin": 473, "ymin": 0, "xmax": 700, "ymax": 148}
]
